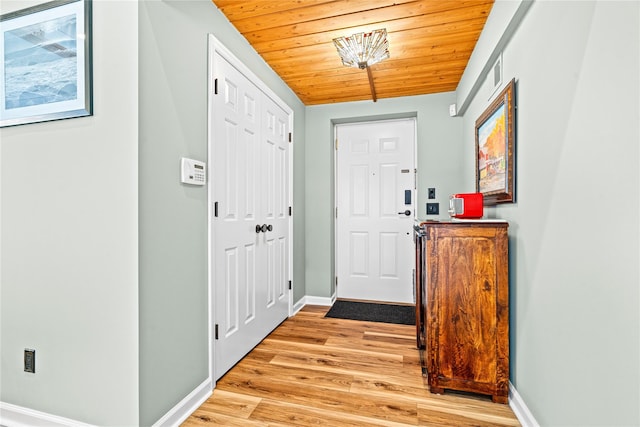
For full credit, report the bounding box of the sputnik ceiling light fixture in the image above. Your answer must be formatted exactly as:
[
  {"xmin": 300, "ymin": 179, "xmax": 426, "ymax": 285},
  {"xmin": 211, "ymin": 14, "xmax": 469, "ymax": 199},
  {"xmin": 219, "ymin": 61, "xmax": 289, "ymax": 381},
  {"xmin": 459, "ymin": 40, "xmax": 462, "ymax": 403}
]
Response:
[{"xmin": 332, "ymin": 29, "xmax": 390, "ymax": 102}]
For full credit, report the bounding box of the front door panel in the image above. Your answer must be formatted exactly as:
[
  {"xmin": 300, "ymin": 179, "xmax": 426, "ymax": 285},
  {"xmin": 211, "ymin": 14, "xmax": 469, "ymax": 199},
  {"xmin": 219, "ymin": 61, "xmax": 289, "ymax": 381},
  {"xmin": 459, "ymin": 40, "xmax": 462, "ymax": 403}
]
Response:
[{"xmin": 336, "ymin": 119, "xmax": 416, "ymax": 303}]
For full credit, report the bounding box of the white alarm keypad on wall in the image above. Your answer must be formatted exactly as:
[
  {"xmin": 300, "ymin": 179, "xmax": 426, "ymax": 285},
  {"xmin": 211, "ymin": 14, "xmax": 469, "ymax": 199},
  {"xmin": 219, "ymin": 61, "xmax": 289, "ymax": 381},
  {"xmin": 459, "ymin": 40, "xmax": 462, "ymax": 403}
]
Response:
[{"xmin": 181, "ymin": 157, "xmax": 206, "ymax": 185}]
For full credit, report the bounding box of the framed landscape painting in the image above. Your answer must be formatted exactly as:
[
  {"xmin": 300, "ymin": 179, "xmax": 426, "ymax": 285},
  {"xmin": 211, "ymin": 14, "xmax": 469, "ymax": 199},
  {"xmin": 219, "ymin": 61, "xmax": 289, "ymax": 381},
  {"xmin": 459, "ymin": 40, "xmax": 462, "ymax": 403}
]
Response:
[
  {"xmin": 475, "ymin": 78, "xmax": 516, "ymax": 204},
  {"xmin": 0, "ymin": 0, "xmax": 92, "ymax": 127}
]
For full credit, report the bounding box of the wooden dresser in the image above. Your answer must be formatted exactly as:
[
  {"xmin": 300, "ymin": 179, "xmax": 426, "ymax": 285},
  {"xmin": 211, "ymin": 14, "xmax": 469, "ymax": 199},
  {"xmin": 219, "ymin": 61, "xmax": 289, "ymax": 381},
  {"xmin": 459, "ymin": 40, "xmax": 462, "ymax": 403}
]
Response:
[{"xmin": 415, "ymin": 221, "xmax": 509, "ymax": 403}]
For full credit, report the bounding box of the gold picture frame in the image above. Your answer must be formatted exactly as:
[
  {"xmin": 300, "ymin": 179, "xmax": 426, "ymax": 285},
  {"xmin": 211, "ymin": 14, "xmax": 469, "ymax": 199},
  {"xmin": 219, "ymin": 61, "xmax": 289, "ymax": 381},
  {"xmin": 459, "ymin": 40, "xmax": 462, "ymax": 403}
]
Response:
[{"xmin": 475, "ymin": 78, "xmax": 516, "ymax": 204}]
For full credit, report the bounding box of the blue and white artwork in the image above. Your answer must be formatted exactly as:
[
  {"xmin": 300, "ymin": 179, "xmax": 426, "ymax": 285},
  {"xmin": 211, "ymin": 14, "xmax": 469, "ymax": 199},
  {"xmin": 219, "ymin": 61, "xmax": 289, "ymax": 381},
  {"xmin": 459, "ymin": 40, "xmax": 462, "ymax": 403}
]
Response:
[
  {"xmin": 0, "ymin": 0, "xmax": 91, "ymax": 127},
  {"xmin": 3, "ymin": 14, "xmax": 78, "ymax": 109}
]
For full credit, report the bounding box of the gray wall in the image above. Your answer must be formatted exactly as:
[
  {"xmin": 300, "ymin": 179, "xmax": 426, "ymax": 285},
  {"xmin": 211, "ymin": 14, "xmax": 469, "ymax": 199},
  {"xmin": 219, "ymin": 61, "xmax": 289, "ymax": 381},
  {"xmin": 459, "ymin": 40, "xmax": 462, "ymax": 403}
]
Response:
[
  {"xmin": 0, "ymin": 0, "xmax": 139, "ymax": 425},
  {"xmin": 304, "ymin": 93, "xmax": 463, "ymax": 298},
  {"xmin": 138, "ymin": 2, "xmax": 209, "ymax": 425},
  {"xmin": 1, "ymin": 0, "xmax": 306, "ymax": 425},
  {"xmin": 460, "ymin": 1, "xmax": 639, "ymax": 425},
  {"xmin": 138, "ymin": 1, "xmax": 306, "ymax": 425}
]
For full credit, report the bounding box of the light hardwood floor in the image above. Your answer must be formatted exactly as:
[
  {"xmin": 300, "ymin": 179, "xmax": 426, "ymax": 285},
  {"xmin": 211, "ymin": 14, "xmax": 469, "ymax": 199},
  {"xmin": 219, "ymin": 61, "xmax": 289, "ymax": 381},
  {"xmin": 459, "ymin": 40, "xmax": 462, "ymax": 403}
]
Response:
[{"xmin": 182, "ymin": 305, "xmax": 521, "ymax": 426}]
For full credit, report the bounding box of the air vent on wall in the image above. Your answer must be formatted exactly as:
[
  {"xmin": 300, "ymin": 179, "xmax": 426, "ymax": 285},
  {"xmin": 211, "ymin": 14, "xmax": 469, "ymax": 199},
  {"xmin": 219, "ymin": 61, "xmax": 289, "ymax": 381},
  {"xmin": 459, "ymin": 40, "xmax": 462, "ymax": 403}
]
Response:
[{"xmin": 490, "ymin": 53, "xmax": 503, "ymax": 98}]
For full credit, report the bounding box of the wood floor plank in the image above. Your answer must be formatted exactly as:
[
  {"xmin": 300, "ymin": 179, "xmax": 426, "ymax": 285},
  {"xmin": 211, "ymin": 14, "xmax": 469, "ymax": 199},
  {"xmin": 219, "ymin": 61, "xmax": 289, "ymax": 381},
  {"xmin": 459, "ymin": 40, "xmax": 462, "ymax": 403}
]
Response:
[
  {"xmin": 350, "ymin": 376, "xmax": 437, "ymax": 402},
  {"xmin": 266, "ymin": 351, "xmax": 405, "ymax": 379},
  {"xmin": 217, "ymin": 371, "xmax": 420, "ymax": 424},
  {"xmin": 249, "ymin": 399, "xmax": 418, "ymax": 427},
  {"xmin": 265, "ymin": 327, "xmax": 329, "ymax": 345},
  {"xmin": 418, "ymin": 395, "xmax": 521, "ymax": 423},
  {"xmin": 418, "ymin": 404, "xmax": 521, "ymax": 427},
  {"xmin": 181, "ymin": 305, "xmax": 521, "ymax": 426},
  {"xmin": 324, "ymin": 335, "xmax": 417, "ymax": 355},
  {"xmin": 188, "ymin": 390, "xmax": 260, "ymax": 420},
  {"xmin": 418, "ymin": 408, "xmax": 514, "ymax": 427},
  {"xmin": 259, "ymin": 336, "xmax": 405, "ymax": 363},
  {"xmin": 184, "ymin": 392, "xmax": 267, "ymax": 426},
  {"xmin": 224, "ymin": 357, "xmax": 355, "ymax": 392}
]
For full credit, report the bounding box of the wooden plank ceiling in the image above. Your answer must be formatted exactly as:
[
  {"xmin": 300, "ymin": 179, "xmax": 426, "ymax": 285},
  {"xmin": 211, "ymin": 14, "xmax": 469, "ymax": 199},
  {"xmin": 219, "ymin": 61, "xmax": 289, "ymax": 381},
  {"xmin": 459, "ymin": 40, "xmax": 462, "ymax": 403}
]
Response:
[{"xmin": 212, "ymin": 0, "xmax": 494, "ymax": 105}]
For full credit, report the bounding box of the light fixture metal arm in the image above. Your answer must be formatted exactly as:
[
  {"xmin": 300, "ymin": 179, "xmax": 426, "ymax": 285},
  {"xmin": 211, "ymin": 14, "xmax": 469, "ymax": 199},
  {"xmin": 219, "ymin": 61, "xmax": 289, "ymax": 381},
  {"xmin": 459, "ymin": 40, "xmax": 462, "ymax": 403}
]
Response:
[{"xmin": 366, "ymin": 66, "xmax": 377, "ymax": 102}]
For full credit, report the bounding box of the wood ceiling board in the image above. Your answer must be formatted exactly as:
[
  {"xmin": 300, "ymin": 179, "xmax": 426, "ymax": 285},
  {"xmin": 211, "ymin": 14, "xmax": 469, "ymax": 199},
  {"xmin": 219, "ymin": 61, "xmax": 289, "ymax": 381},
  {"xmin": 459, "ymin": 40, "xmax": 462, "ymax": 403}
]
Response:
[
  {"xmin": 285, "ymin": 63, "xmax": 468, "ymax": 89},
  {"xmin": 214, "ymin": 0, "xmax": 336, "ymax": 20},
  {"xmin": 283, "ymin": 57, "xmax": 469, "ymax": 82},
  {"xmin": 240, "ymin": 0, "xmax": 493, "ymax": 44},
  {"xmin": 255, "ymin": 24, "xmax": 484, "ymax": 59},
  {"xmin": 250, "ymin": 16, "xmax": 487, "ymax": 53},
  {"xmin": 292, "ymin": 69, "xmax": 465, "ymax": 94},
  {"xmin": 262, "ymin": 42, "xmax": 474, "ymax": 69},
  {"xmin": 243, "ymin": 1, "xmax": 491, "ymax": 46},
  {"xmin": 227, "ymin": 1, "xmax": 425, "ymax": 35},
  {"xmin": 270, "ymin": 52, "xmax": 474, "ymax": 88},
  {"xmin": 212, "ymin": 0, "xmax": 494, "ymax": 104},
  {"xmin": 225, "ymin": 0, "xmax": 420, "ymax": 33}
]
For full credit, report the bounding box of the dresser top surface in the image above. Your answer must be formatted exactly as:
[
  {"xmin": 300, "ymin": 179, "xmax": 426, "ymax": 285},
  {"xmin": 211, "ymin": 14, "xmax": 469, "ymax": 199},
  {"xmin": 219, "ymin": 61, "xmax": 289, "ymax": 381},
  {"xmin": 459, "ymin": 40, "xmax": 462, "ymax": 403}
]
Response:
[{"xmin": 418, "ymin": 220, "xmax": 508, "ymax": 228}]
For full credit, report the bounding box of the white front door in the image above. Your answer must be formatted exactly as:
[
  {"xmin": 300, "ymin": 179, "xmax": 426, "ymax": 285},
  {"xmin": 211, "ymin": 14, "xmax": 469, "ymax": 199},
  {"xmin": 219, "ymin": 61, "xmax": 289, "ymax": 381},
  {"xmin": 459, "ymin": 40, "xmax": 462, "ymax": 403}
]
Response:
[
  {"xmin": 335, "ymin": 118, "xmax": 416, "ymax": 303},
  {"xmin": 210, "ymin": 42, "xmax": 290, "ymax": 380}
]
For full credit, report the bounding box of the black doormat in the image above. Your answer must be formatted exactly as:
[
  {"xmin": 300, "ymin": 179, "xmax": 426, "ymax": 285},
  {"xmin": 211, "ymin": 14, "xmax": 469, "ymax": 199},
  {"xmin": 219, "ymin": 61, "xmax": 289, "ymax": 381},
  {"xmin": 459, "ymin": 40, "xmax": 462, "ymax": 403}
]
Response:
[{"xmin": 325, "ymin": 300, "xmax": 415, "ymax": 325}]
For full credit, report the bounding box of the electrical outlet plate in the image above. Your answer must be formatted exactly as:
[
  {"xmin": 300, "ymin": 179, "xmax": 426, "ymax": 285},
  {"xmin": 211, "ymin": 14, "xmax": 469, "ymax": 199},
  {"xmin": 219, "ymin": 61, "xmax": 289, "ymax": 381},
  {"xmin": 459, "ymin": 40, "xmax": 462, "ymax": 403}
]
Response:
[
  {"xmin": 428, "ymin": 188, "xmax": 436, "ymax": 199},
  {"xmin": 426, "ymin": 203, "xmax": 439, "ymax": 215},
  {"xmin": 24, "ymin": 349, "xmax": 35, "ymax": 373}
]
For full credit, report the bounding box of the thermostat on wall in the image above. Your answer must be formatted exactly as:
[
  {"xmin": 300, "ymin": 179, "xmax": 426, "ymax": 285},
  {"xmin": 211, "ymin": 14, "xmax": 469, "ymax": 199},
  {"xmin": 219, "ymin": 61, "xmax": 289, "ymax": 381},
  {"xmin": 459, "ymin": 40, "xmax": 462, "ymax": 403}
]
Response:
[{"xmin": 181, "ymin": 157, "xmax": 206, "ymax": 185}]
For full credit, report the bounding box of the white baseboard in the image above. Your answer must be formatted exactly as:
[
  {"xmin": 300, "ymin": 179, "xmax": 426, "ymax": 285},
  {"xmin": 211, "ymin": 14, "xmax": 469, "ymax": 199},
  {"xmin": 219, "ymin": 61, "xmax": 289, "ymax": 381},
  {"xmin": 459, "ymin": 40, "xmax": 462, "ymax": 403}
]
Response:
[
  {"xmin": 296, "ymin": 294, "xmax": 335, "ymax": 308},
  {"xmin": 296, "ymin": 295, "xmax": 335, "ymax": 311},
  {"xmin": 292, "ymin": 296, "xmax": 307, "ymax": 315},
  {"xmin": 0, "ymin": 378, "xmax": 213, "ymax": 427},
  {"xmin": 152, "ymin": 378, "xmax": 212, "ymax": 427},
  {"xmin": 0, "ymin": 401, "xmax": 95, "ymax": 427},
  {"xmin": 509, "ymin": 382, "xmax": 540, "ymax": 427}
]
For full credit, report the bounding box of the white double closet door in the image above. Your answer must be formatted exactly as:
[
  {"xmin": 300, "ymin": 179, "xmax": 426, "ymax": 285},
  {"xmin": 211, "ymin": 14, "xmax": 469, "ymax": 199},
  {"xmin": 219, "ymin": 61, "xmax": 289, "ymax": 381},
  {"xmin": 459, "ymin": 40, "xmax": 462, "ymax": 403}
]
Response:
[{"xmin": 209, "ymin": 37, "xmax": 290, "ymax": 380}]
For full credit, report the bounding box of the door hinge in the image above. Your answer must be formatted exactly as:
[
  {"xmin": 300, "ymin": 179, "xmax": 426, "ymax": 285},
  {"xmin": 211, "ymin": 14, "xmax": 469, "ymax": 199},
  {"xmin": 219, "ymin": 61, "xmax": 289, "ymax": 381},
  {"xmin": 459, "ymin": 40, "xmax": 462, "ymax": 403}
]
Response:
[
  {"xmin": 288, "ymin": 280, "xmax": 292, "ymax": 290},
  {"xmin": 335, "ymin": 207, "xmax": 338, "ymax": 218},
  {"xmin": 335, "ymin": 139, "xmax": 338, "ymax": 150},
  {"xmin": 214, "ymin": 324, "xmax": 219, "ymax": 340},
  {"xmin": 289, "ymin": 206, "xmax": 292, "ymax": 216},
  {"xmin": 214, "ymin": 78, "xmax": 218, "ymax": 95},
  {"xmin": 335, "ymin": 276, "xmax": 338, "ymax": 287},
  {"xmin": 289, "ymin": 132, "xmax": 292, "ymax": 143},
  {"xmin": 214, "ymin": 202, "xmax": 219, "ymax": 217}
]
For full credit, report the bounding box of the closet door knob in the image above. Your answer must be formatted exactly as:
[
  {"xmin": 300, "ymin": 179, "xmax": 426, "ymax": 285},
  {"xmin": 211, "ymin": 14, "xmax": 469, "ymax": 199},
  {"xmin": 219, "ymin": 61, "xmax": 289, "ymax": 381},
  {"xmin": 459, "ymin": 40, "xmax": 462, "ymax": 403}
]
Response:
[{"xmin": 256, "ymin": 224, "xmax": 273, "ymax": 233}]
